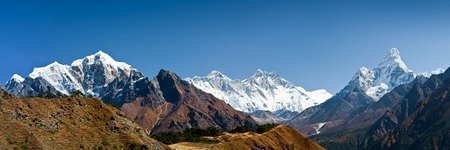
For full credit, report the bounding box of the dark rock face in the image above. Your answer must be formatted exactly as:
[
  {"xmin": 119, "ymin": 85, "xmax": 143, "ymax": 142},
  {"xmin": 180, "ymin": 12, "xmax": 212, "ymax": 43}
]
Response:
[
  {"xmin": 311, "ymin": 68, "xmax": 450, "ymax": 150},
  {"xmin": 121, "ymin": 69, "xmax": 257, "ymax": 134},
  {"xmin": 361, "ymin": 68, "xmax": 450, "ymax": 149},
  {"xmin": 6, "ymin": 77, "xmax": 60, "ymax": 97},
  {"xmin": 288, "ymin": 95, "xmax": 368, "ymax": 136}
]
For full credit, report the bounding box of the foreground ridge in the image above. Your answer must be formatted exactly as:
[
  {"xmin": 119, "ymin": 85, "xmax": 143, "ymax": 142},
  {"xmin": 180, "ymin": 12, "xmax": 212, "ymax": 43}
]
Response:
[{"xmin": 0, "ymin": 93, "xmax": 168, "ymax": 149}]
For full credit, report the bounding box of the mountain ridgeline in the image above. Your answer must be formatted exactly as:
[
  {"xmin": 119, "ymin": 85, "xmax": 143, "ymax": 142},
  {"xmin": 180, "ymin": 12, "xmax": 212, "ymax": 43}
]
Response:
[
  {"xmin": 185, "ymin": 69, "xmax": 333, "ymax": 123},
  {"xmin": 314, "ymin": 67, "xmax": 450, "ymax": 150},
  {"xmin": 5, "ymin": 51, "xmax": 256, "ymax": 134},
  {"xmin": 3, "ymin": 49, "xmax": 448, "ymax": 149},
  {"xmin": 288, "ymin": 48, "xmax": 444, "ymax": 136}
]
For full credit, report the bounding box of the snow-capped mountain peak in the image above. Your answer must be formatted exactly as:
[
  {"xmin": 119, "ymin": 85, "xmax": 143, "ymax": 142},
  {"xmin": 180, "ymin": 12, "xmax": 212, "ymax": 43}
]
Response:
[
  {"xmin": 251, "ymin": 69, "xmax": 276, "ymax": 78},
  {"xmin": 6, "ymin": 50, "xmax": 138, "ymax": 96},
  {"xmin": 71, "ymin": 50, "xmax": 132, "ymax": 70},
  {"xmin": 339, "ymin": 48, "xmax": 415, "ymax": 101},
  {"xmin": 185, "ymin": 69, "xmax": 333, "ymax": 113},
  {"xmin": 29, "ymin": 61, "xmax": 67, "ymax": 79},
  {"xmin": 245, "ymin": 69, "xmax": 295, "ymax": 89},
  {"xmin": 377, "ymin": 48, "xmax": 411, "ymax": 72},
  {"xmin": 206, "ymin": 70, "xmax": 231, "ymax": 80},
  {"xmin": 10, "ymin": 74, "xmax": 25, "ymax": 83}
]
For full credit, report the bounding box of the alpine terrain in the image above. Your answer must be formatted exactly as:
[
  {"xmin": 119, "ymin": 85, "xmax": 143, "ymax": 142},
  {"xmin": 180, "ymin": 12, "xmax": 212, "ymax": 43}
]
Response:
[
  {"xmin": 288, "ymin": 48, "xmax": 444, "ymax": 136},
  {"xmin": 185, "ymin": 69, "xmax": 332, "ymax": 123},
  {"xmin": 4, "ymin": 51, "xmax": 257, "ymax": 134}
]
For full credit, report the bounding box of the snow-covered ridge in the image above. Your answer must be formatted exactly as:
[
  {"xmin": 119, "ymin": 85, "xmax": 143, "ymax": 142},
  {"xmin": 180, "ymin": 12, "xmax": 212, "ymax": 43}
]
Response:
[
  {"xmin": 185, "ymin": 69, "xmax": 333, "ymax": 113},
  {"xmin": 8, "ymin": 50, "xmax": 135, "ymax": 95},
  {"xmin": 416, "ymin": 68, "xmax": 445, "ymax": 78},
  {"xmin": 71, "ymin": 51, "xmax": 132, "ymax": 71},
  {"xmin": 10, "ymin": 74, "xmax": 25, "ymax": 82}
]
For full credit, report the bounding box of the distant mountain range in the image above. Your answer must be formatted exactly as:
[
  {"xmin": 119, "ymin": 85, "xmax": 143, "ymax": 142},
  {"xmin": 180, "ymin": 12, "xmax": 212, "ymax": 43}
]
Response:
[
  {"xmin": 185, "ymin": 69, "xmax": 332, "ymax": 122},
  {"xmin": 4, "ymin": 51, "xmax": 256, "ymax": 134}
]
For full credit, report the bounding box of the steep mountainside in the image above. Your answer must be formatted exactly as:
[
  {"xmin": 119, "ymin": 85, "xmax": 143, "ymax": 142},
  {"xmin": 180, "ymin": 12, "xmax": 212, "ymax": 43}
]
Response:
[
  {"xmin": 185, "ymin": 69, "xmax": 332, "ymax": 121},
  {"xmin": 361, "ymin": 68, "xmax": 450, "ymax": 149},
  {"xmin": 288, "ymin": 48, "xmax": 442, "ymax": 136},
  {"xmin": 0, "ymin": 95, "xmax": 167, "ymax": 149},
  {"xmin": 5, "ymin": 51, "xmax": 257, "ymax": 134},
  {"xmin": 121, "ymin": 69, "xmax": 257, "ymax": 134},
  {"xmin": 169, "ymin": 125, "xmax": 325, "ymax": 150}
]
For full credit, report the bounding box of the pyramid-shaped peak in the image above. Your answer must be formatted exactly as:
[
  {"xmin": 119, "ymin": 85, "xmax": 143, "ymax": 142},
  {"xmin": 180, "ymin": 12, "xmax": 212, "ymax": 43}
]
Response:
[
  {"xmin": 383, "ymin": 48, "xmax": 403, "ymax": 61},
  {"xmin": 377, "ymin": 48, "xmax": 410, "ymax": 72},
  {"xmin": 388, "ymin": 48, "xmax": 400, "ymax": 56}
]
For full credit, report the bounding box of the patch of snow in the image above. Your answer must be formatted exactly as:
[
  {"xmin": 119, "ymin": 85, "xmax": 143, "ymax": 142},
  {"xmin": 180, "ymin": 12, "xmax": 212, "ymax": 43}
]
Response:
[
  {"xmin": 314, "ymin": 122, "xmax": 326, "ymax": 134},
  {"xmin": 11, "ymin": 74, "xmax": 25, "ymax": 82}
]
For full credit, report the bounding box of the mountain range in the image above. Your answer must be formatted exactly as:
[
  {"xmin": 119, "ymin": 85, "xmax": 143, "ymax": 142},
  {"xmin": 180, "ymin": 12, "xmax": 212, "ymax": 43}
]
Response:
[
  {"xmin": 2, "ymin": 48, "xmax": 448, "ymax": 149},
  {"xmin": 185, "ymin": 69, "xmax": 332, "ymax": 122},
  {"xmin": 288, "ymin": 48, "xmax": 444, "ymax": 136},
  {"xmin": 4, "ymin": 51, "xmax": 256, "ymax": 134}
]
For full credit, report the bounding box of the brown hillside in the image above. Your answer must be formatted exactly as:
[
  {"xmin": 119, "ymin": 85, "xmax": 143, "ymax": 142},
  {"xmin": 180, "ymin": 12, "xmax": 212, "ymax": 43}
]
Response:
[
  {"xmin": 0, "ymin": 96, "xmax": 168, "ymax": 150},
  {"xmin": 121, "ymin": 69, "xmax": 257, "ymax": 134},
  {"xmin": 169, "ymin": 125, "xmax": 325, "ymax": 150}
]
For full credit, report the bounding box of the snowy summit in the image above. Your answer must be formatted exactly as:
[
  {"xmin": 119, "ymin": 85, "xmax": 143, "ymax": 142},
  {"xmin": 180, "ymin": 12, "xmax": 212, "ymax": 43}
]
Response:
[
  {"xmin": 338, "ymin": 48, "xmax": 442, "ymax": 101},
  {"xmin": 5, "ymin": 50, "xmax": 137, "ymax": 96},
  {"xmin": 185, "ymin": 69, "xmax": 333, "ymax": 113}
]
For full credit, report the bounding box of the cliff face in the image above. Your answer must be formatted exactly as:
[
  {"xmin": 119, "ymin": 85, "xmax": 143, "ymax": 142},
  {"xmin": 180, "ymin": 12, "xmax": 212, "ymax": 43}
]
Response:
[{"xmin": 0, "ymin": 96, "xmax": 168, "ymax": 149}]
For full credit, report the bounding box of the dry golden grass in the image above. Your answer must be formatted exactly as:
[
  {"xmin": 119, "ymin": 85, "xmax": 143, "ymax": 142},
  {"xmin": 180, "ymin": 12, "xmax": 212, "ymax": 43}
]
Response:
[
  {"xmin": 0, "ymin": 97, "xmax": 169, "ymax": 150},
  {"xmin": 169, "ymin": 125, "xmax": 325, "ymax": 150}
]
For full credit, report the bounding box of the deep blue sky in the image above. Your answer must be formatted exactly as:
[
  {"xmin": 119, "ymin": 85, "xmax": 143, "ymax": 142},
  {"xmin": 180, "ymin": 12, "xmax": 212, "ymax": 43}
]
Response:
[{"xmin": 1, "ymin": 0, "xmax": 449, "ymax": 93}]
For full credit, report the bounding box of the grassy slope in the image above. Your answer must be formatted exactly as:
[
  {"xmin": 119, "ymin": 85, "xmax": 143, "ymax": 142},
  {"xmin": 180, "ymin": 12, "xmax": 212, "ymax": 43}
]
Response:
[
  {"xmin": 169, "ymin": 125, "xmax": 325, "ymax": 150},
  {"xmin": 0, "ymin": 97, "xmax": 168, "ymax": 150}
]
